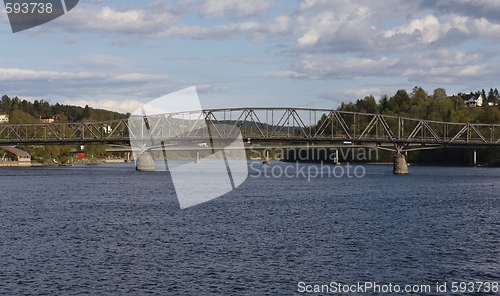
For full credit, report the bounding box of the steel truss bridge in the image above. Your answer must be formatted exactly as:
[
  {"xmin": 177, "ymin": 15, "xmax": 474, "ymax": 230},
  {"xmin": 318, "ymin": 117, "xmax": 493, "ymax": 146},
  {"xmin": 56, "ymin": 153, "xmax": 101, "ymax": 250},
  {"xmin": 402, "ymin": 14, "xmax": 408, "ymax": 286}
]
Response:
[{"xmin": 1, "ymin": 108, "xmax": 500, "ymax": 152}]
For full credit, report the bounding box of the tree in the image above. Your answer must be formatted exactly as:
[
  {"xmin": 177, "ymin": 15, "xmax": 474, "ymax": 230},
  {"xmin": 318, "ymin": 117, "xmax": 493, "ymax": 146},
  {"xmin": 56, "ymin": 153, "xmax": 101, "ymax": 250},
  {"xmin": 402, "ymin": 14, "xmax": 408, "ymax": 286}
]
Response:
[
  {"xmin": 427, "ymin": 97, "xmax": 454, "ymax": 121},
  {"xmin": 39, "ymin": 100, "xmax": 52, "ymax": 117},
  {"xmin": 487, "ymin": 88, "xmax": 495, "ymax": 104},
  {"xmin": 0, "ymin": 95, "xmax": 11, "ymax": 113},
  {"xmin": 83, "ymin": 104, "xmax": 91, "ymax": 119},
  {"xmin": 481, "ymin": 106, "xmax": 500, "ymax": 124},
  {"xmin": 52, "ymin": 103, "xmax": 63, "ymax": 115},
  {"xmin": 450, "ymin": 95, "xmax": 465, "ymax": 110},
  {"xmin": 433, "ymin": 88, "xmax": 447, "ymax": 99},
  {"xmin": 8, "ymin": 109, "xmax": 37, "ymax": 123},
  {"xmin": 379, "ymin": 95, "xmax": 389, "ymax": 113},
  {"xmin": 388, "ymin": 89, "xmax": 411, "ymax": 113},
  {"xmin": 355, "ymin": 95, "xmax": 378, "ymax": 113},
  {"xmin": 20, "ymin": 100, "xmax": 30, "ymax": 113},
  {"xmin": 411, "ymin": 86, "xmax": 428, "ymax": 100},
  {"xmin": 33, "ymin": 99, "xmax": 40, "ymax": 116},
  {"xmin": 10, "ymin": 96, "xmax": 20, "ymax": 111}
]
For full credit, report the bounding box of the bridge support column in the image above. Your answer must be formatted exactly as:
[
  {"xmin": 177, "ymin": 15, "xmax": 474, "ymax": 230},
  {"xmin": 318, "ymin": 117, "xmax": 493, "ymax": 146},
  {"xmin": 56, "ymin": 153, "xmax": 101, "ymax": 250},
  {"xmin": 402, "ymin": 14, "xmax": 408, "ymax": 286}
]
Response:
[
  {"xmin": 195, "ymin": 151, "xmax": 201, "ymax": 164},
  {"xmin": 263, "ymin": 150, "xmax": 271, "ymax": 165},
  {"xmin": 393, "ymin": 152, "xmax": 408, "ymax": 174},
  {"xmin": 136, "ymin": 151, "xmax": 155, "ymax": 171},
  {"xmin": 470, "ymin": 149, "xmax": 477, "ymax": 166},
  {"xmin": 333, "ymin": 149, "xmax": 340, "ymax": 165}
]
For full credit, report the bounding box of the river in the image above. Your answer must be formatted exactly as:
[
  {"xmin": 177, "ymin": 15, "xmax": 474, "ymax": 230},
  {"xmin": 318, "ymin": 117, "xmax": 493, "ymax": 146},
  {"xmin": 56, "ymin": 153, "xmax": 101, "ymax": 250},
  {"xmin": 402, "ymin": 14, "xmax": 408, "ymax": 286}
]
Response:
[{"xmin": 0, "ymin": 162, "xmax": 499, "ymax": 295}]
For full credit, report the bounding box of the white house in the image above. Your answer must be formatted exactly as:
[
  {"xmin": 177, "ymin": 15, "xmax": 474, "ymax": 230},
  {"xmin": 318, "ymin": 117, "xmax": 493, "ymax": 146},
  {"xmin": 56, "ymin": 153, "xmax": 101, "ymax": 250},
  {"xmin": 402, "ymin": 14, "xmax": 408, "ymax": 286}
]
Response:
[
  {"xmin": 0, "ymin": 114, "xmax": 8, "ymax": 123},
  {"xmin": 463, "ymin": 93, "xmax": 484, "ymax": 107}
]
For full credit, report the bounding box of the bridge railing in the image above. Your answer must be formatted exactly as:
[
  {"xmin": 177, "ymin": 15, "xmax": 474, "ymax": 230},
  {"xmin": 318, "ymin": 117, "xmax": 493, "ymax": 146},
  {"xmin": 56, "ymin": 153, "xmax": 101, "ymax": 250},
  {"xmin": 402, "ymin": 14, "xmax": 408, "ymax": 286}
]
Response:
[{"xmin": 0, "ymin": 119, "xmax": 130, "ymax": 144}]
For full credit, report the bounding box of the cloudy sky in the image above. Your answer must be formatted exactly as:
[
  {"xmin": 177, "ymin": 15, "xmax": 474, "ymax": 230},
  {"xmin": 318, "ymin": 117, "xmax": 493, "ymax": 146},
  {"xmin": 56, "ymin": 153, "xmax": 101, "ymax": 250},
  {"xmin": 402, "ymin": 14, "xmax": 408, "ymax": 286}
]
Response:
[{"xmin": 1, "ymin": 0, "xmax": 500, "ymax": 113}]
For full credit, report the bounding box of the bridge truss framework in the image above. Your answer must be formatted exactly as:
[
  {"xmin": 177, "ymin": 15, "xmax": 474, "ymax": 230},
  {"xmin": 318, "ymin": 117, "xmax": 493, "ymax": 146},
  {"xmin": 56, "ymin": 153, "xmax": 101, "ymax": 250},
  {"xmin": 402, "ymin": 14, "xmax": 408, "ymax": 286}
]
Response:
[{"xmin": 1, "ymin": 108, "xmax": 500, "ymax": 152}]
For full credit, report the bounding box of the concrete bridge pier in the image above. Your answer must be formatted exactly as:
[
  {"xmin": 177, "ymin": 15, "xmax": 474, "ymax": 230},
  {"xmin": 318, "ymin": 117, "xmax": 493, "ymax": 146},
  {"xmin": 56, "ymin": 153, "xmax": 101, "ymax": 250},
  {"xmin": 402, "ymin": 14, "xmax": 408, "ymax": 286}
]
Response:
[
  {"xmin": 195, "ymin": 151, "xmax": 201, "ymax": 164},
  {"xmin": 393, "ymin": 152, "xmax": 408, "ymax": 174},
  {"xmin": 332, "ymin": 149, "xmax": 340, "ymax": 165},
  {"xmin": 470, "ymin": 149, "xmax": 477, "ymax": 166},
  {"xmin": 136, "ymin": 151, "xmax": 155, "ymax": 171},
  {"xmin": 263, "ymin": 150, "xmax": 271, "ymax": 165}
]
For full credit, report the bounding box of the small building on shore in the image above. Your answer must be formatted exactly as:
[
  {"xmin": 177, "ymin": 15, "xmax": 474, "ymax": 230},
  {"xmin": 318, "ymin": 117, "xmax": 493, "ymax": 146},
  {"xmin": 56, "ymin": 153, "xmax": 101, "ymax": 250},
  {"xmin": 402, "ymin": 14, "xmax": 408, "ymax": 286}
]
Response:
[
  {"xmin": 0, "ymin": 146, "xmax": 31, "ymax": 167},
  {"xmin": 40, "ymin": 116, "xmax": 55, "ymax": 123},
  {"xmin": 0, "ymin": 114, "xmax": 8, "ymax": 123},
  {"xmin": 463, "ymin": 93, "xmax": 484, "ymax": 107}
]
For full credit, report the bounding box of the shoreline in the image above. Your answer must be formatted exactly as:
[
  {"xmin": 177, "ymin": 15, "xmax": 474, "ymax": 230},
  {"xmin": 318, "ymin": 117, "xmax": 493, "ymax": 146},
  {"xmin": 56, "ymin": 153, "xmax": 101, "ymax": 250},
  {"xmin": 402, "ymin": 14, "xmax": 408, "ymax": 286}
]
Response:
[
  {"xmin": 11, "ymin": 158, "xmax": 131, "ymax": 168},
  {"xmin": 5, "ymin": 159, "xmax": 499, "ymax": 168}
]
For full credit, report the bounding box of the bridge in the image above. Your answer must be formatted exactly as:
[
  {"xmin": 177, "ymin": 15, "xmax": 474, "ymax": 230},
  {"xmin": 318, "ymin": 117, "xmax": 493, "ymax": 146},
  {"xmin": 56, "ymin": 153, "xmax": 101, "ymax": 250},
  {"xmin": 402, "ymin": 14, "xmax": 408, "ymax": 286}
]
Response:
[{"xmin": 1, "ymin": 108, "xmax": 500, "ymax": 173}]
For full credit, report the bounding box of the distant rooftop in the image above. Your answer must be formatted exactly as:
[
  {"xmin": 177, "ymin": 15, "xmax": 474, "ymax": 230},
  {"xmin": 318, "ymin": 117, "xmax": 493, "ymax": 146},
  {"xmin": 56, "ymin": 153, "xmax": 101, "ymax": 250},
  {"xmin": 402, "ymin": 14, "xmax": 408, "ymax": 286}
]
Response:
[{"xmin": 0, "ymin": 146, "xmax": 30, "ymax": 157}]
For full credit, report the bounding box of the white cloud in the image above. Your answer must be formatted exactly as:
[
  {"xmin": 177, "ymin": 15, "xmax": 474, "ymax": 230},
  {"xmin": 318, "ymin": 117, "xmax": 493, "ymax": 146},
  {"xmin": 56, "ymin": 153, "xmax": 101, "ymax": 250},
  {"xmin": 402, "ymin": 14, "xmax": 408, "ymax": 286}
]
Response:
[
  {"xmin": 34, "ymin": 0, "xmax": 287, "ymax": 43},
  {"xmin": 49, "ymin": 4, "xmax": 179, "ymax": 34},
  {"xmin": 382, "ymin": 15, "xmax": 450, "ymax": 44},
  {"xmin": 0, "ymin": 68, "xmax": 99, "ymax": 81},
  {"xmin": 16, "ymin": 0, "xmax": 500, "ymax": 53},
  {"xmin": 0, "ymin": 67, "xmax": 170, "ymax": 99},
  {"xmin": 261, "ymin": 70, "xmax": 307, "ymax": 78},
  {"xmin": 62, "ymin": 99, "xmax": 143, "ymax": 113},
  {"xmin": 292, "ymin": 0, "xmax": 421, "ymax": 53},
  {"xmin": 318, "ymin": 88, "xmax": 383, "ymax": 102},
  {"xmin": 203, "ymin": 0, "xmax": 276, "ymax": 19},
  {"xmin": 398, "ymin": 50, "xmax": 493, "ymax": 85},
  {"xmin": 272, "ymin": 48, "xmax": 500, "ymax": 89},
  {"xmin": 288, "ymin": 56, "xmax": 399, "ymax": 80},
  {"xmin": 454, "ymin": 17, "xmax": 500, "ymax": 41},
  {"xmin": 288, "ymin": 0, "xmax": 500, "ymax": 54},
  {"xmin": 114, "ymin": 73, "xmax": 167, "ymax": 82},
  {"xmin": 0, "ymin": 68, "xmax": 166, "ymax": 83},
  {"xmin": 195, "ymin": 84, "xmax": 230, "ymax": 93},
  {"xmin": 422, "ymin": 0, "xmax": 500, "ymax": 22}
]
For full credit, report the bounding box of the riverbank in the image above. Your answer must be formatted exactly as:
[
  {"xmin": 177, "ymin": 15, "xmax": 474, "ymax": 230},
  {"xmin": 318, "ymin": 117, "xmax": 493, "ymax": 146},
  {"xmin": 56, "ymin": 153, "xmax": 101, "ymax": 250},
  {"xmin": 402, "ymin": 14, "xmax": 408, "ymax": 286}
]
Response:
[
  {"xmin": 0, "ymin": 161, "xmax": 31, "ymax": 167},
  {"xmin": 6, "ymin": 158, "xmax": 500, "ymax": 168},
  {"xmin": 28, "ymin": 158, "xmax": 128, "ymax": 167}
]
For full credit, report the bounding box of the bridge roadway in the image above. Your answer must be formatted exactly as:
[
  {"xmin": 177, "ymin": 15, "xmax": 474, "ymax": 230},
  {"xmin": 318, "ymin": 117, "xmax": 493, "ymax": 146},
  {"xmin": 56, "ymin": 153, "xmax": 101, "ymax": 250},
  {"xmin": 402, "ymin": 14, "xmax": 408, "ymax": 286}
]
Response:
[{"xmin": 1, "ymin": 108, "xmax": 500, "ymax": 153}]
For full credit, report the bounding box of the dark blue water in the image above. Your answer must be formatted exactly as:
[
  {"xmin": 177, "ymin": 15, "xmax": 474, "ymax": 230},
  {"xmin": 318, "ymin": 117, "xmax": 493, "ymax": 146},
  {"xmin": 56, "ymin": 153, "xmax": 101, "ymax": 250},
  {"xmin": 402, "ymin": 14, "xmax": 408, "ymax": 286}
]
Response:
[{"xmin": 0, "ymin": 162, "xmax": 499, "ymax": 295}]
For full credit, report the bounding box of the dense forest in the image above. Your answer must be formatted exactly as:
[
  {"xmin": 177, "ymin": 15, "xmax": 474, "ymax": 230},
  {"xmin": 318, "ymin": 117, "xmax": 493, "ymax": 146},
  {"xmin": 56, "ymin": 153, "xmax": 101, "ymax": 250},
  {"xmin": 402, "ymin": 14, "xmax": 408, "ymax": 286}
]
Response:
[
  {"xmin": 0, "ymin": 95, "xmax": 128, "ymax": 123},
  {"xmin": 334, "ymin": 86, "xmax": 500, "ymax": 165}
]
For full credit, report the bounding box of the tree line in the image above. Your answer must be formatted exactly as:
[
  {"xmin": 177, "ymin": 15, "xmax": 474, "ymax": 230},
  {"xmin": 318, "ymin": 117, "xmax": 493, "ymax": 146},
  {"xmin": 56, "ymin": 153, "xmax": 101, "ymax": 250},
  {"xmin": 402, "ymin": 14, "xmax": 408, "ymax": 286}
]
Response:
[
  {"xmin": 337, "ymin": 86, "xmax": 500, "ymax": 124},
  {"xmin": 0, "ymin": 95, "xmax": 128, "ymax": 123}
]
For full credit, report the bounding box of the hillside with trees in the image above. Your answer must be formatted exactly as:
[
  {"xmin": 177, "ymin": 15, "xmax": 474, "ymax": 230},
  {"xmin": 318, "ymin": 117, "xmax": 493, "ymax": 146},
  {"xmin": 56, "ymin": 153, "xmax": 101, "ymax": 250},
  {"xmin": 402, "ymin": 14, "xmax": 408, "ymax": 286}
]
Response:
[
  {"xmin": 334, "ymin": 86, "xmax": 500, "ymax": 165},
  {"xmin": 338, "ymin": 86, "xmax": 500, "ymax": 124},
  {"xmin": 0, "ymin": 95, "xmax": 127, "ymax": 123},
  {"xmin": 1, "ymin": 94, "xmax": 128, "ymax": 164}
]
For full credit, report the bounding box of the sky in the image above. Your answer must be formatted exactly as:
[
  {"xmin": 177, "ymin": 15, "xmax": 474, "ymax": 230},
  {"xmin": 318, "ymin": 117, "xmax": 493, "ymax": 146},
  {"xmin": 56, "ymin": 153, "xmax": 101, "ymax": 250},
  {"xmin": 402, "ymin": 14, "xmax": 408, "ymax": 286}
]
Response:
[{"xmin": 1, "ymin": 0, "xmax": 500, "ymax": 113}]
